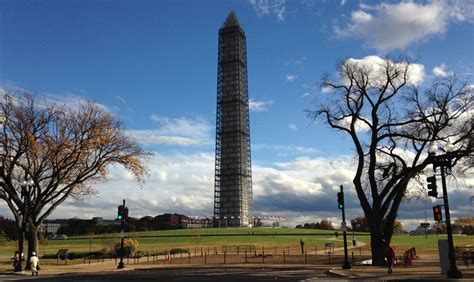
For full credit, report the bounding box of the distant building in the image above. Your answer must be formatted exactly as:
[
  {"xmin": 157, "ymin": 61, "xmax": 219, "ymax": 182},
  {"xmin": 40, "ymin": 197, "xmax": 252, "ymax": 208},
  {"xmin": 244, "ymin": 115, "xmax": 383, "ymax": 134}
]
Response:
[
  {"xmin": 92, "ymin": 217, "xmax": 117, "ymax": 225},
  {"xmin": 155, "ymin": 213, "xmax": 182, "ymax": 229},
  {"xmin": 38, "ymin": 222, "xmax": 61, "ymax": 236},
  {"xmin": 154, "ymin": 213, "xmax": 212, "ymax": 229},
  {"xmin": 182, "ymin": 217, "xmax": 212, "ymax": 229},
  {"xmin": 92, "ymin": 217, "xmax": 103, "ymax": 223}
]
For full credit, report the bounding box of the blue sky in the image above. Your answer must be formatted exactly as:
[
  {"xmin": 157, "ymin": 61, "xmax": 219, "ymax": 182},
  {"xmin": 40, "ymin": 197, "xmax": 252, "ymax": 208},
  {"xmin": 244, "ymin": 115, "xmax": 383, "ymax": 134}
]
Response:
[{"xmin": 0, "ymin": 0, "xmax": 473, "ymax": 230}]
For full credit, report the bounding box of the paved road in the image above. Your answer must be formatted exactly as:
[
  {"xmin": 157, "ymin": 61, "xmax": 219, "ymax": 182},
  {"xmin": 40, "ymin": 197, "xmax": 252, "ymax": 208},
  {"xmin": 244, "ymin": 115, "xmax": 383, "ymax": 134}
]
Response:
[
  {"xmin": 0, "ymin": 267, "xmax": 333, "ymax": 281},
  {"xmin": 2, "ymin": 264, "xmax": 473, "ymax": 281}
]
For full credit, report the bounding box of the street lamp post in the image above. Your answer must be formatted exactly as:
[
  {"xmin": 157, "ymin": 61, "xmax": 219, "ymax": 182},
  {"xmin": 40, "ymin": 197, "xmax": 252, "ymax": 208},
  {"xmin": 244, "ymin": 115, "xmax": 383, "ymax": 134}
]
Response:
[
  {"xmin": 428, "ymin": 142, "xmax": 462, "ymax": 279},
  {"xmin": 15, "ymin": 179, "xmax": 34, "ymax": 272}
]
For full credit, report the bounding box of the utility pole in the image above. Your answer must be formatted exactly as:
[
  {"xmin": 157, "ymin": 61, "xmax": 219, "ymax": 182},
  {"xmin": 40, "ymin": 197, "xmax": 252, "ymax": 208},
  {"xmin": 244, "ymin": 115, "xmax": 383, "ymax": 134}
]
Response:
[{"xmin": 338, "ymin": 185, "xmax": 351, "ymax": 269}]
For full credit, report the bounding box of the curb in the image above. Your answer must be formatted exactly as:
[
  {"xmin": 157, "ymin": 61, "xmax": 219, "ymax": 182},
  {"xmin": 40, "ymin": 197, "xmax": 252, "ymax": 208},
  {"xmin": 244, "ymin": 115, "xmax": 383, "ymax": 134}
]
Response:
[
  {"xmin": 326, "ymin": 269, "xmax": 346, "ymax": 278},
  {"xmin": 327, "ymin": 269, "xmax": 363, "ymax": 279}
]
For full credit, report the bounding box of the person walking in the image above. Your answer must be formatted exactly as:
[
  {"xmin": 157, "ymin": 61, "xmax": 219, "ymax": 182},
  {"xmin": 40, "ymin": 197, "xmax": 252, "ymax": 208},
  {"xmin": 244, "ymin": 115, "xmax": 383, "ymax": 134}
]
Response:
[
  {"xmin": 12, "ymin": 251, "xmax": 20, "ymax": 270},
  {"xmin": 29, "ymin": 252, "xmax": 40, "ymax": 276},
  {"xmin": 384, "ymin": 241, "xmax": 396, "ymax": 274},
  {"xmin": 300, "ymin": 239, "xmax": 305, "ymax": 255}
]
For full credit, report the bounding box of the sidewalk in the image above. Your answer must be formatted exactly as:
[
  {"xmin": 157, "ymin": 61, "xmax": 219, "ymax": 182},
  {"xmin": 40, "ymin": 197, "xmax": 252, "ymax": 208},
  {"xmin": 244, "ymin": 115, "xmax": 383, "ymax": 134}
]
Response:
[
  {"xmin": 0, "ymin": 261, "xmax": 329, "ymax": 277},
  {"xmin": 2, "ymin": 255, "xmax": 473, "ymax": 280},
  {"xmin": 327, "ymin": 262, "xmax": 474, "ymax": 280}
]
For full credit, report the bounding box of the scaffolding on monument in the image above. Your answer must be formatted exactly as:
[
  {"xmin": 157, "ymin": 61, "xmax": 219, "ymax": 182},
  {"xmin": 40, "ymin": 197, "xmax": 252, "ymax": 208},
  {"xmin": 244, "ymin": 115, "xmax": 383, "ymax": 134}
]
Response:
[{"xmin": 213, "ymin": 11, "xmax": 252, "ymax": 228}]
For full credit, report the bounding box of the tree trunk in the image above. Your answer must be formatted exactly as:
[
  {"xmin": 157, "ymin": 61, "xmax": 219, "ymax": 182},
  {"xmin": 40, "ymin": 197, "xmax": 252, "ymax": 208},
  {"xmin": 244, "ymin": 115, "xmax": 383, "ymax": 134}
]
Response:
[
  {"xmin": 369, "ymin": 216, "xmax": 386, "ymax": 266},
  {"xmin": 17, "ymin": 221, "xmax": 24, "ymax": 256},
  {"xmin": 383, "ymin": 214, "xmax": 396, "ymax": 244},
  {"xmin": 27, "ymin": 223, "xmax": 39, "ymax": 266}
]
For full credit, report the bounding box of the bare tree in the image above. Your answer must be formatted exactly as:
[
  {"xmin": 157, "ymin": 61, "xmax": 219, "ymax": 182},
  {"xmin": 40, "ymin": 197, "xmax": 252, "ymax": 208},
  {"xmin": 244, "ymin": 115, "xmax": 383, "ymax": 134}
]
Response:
[
  {"xmin": 308, "ymin": 56, "xmax": 473, "ymax": 265},
  {"xmin": 0, "ymin": 94, "xmax": 148, "ymax": 261}
]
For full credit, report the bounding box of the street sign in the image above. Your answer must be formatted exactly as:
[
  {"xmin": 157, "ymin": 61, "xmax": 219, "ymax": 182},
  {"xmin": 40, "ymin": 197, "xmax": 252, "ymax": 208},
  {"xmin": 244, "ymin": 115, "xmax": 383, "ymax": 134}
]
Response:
[
  {"xmin": 120, "ymin": 230, "xmax": 125, "ymax": 238},
  {"xmin": 341, "ymin": 222, "xmax": 348, "ymax": 231}
]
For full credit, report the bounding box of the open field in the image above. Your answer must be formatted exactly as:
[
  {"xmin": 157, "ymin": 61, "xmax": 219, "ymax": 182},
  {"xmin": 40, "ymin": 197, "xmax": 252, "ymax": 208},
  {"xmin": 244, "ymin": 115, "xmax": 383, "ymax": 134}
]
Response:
[
  {"xmin": 0, "ymin": 228, "xmax": 472, "ymax": 262},
  {"xmin": 391, "ymin": 233, "xmax": 474, "ymax": 255},
  {"xmin": 0, "ymin": 228, "xmax": 346, "ymax": 260}
]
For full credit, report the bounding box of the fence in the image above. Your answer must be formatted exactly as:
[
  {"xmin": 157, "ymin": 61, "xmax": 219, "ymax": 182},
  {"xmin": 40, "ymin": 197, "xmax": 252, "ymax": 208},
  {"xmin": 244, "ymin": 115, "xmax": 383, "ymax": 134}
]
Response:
[{"xmin": 41, "ymin": 244, "xmax": 369, "ymax": 267}]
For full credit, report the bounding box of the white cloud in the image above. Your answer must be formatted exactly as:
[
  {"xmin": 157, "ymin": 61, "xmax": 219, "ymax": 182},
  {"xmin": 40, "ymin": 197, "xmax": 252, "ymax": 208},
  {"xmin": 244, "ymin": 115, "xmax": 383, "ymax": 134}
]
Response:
[
  {"xmin": 115, "ymin": 95, "xmax": 127, "ymax": 105},
  {"xmin": 249, "ymin": 0, "xmax": 286, "ymax": 21},
  {"xmin": 432, "ymin": 63, "xmax": 454, "ymax": 77},
  {"xmin": 249, "ymin": 98, "xmax": 274, "ymax": 112},
  {"xmin": 340, "ymin": 0, "xmax": 346, "ymax": 6},
  {"xmin": 156, "ymin": 171, "xmax": 168, "ymax": 181},
  {"xmin": 295, "ymin": 56, "xmax": 306, "ymax": 64},
  {"xmin": 127, "ymin": 130, "xmax": 208, "ymax": 146},
  {"xmin": 129, "ymin": 115, "xmax": 213, "ymax": 146},
  {"xmin": 338, "ymin": 116, "xmax": 371, "ymax": 132},
  {"xmin": 334, "ymin": 0, "xmax": 474, "ymax": 50},
  {"xmin": 252, "ymin": 144, "xmax": 318, "ymax": 155},
  {"xmin": 284, "ymin": 56, "xmax": 307, "ymax": 66},
  {"xmin": 255, "ymin": 169, "xmax": 325, "ymax": 197},
  {"xmin": 447, "ymin": 0, "xmax": 474, "ymax": 22},
  {"xmin": 289, "ymin": 123, "xmax": 298, "ymax": 131},
  {"xmin": 0, "ymin": 82, "xmax": 110, "ymax": 112},
  {"xmin": 115, "ymin": 95, "xmax": 133, "ymax": 112},
  {"xmin": 343, "ymin": 56, "xmax": 425, "ymax": 86},
  {"xmin": 286, "ymin": 74, "xmax": 298, "ymax": 81},
  {"xmin": 1, "ymin": 150, "xmax": 472, "ymax": 229},
  {"xmin": 321, "ymin": 86, "xmax": 334, "ymax": 93},
  {"xmin": 149, "ymin": 115, "xmax": 212, "ymax": 140}
]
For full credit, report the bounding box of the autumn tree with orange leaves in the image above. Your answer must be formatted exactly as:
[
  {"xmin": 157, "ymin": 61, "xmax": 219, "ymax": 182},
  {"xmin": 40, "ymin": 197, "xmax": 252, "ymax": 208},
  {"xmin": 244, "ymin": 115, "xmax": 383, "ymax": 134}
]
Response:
[{"xmin": 0, "ymin": 94, "xmax": 148, "ymax": 261}]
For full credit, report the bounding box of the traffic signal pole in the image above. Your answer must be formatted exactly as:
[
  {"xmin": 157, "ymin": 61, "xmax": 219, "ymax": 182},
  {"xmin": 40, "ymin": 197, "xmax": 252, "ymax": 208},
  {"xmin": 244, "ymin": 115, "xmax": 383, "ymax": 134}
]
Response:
[
  {"xmin": 439, "ymin": 165, "xmax": 461, "ymax": 278},
  {"xmin": 339, "ymin": 185, "xmax": 351, "ymax": 269},
  {"xmin": 117, "ymin": 199, "xmax": 126, "ymax": 269}
]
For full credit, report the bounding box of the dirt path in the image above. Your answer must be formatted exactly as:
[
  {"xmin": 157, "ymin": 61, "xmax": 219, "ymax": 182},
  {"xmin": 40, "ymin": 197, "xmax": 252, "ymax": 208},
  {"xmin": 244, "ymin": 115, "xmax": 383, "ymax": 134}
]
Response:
[{"xmin": 306, "ymin": 237, "xmax": 367, "ymax": 255}]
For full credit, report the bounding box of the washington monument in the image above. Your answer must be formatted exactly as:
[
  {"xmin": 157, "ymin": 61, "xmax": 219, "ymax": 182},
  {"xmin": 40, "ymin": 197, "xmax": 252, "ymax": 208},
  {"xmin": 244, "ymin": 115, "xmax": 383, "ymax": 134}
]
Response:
[{"xmin": 213, "ymin": 12, "xmax": 252, "ymax": 227}]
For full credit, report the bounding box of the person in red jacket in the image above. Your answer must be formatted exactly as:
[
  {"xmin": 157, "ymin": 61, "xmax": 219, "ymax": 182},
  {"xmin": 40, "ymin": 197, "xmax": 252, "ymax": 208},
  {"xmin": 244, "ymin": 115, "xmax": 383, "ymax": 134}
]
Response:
[{"xmin": 383, "ymin": 240, "xmax": 396, "ymax": 274}]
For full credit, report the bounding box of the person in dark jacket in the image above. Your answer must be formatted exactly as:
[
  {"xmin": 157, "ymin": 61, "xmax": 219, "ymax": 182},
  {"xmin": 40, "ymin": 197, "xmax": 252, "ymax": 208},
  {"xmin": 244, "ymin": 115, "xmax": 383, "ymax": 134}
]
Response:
[
  {"xmin": 300, "ymin": 239, "xmax": 305, "ymax": 254},
  {"xmin": 384, "ymin": 241, "xmax": 396, "ymax": 274}
]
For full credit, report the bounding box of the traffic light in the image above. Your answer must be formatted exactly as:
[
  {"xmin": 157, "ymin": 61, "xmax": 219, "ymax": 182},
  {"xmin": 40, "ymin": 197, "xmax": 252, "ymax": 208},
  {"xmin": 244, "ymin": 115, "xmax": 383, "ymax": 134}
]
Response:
[
  {"xmin": 117, "ymin": 205, "xmax": 129, "ymax": 221},
  {"xmin": 337, "ymin": 192, "xmax": 344, "ymax": 210},
  {"xmin": 117, "ymin": 205, "xmax": 124, "ymax": 220},
  {"xmin": 433, "ymin": 205, "xmax": 443, "ymax": 222},
  {"xmin": 427, "ymin": 175, "xmax": 438, "ymax": 198},
  {"xmin": 123, "ymin": 206, "xmax": 129, "ymax": 220}
]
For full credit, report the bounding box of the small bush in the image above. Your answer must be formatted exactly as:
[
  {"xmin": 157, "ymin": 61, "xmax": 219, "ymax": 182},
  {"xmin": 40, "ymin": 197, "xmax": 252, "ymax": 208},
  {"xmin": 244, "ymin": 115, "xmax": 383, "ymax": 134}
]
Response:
[
  {"xmin": 115, "ymin": 238, "xmax": 139, "ymax": 256},
  {"xmin": 42, "ymin": 251, "xmax": 102, "ymax": 260},
  {"xmin": 169, "ymin": 248, "xmax": 189, "ymax": 254}
]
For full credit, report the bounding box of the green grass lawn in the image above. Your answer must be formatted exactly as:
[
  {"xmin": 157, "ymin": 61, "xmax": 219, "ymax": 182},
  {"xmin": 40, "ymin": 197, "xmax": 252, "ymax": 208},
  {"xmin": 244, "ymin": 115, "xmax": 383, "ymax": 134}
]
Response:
[
  {"xmin": 0, "ymin": 228, "xmax": 344, "ymax": 259},
  {"xmin": 390, "ymin": 234, "xmax": 474, "ymax": 255},
  {"xmin": 0, "ymin": 228, "xmax": 472, "ymax": 261}
]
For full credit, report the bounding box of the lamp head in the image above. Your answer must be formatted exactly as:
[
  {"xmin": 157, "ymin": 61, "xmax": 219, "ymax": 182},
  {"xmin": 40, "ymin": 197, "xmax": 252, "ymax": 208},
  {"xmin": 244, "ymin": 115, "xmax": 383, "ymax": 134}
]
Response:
[
  {"xmin": 428, "ymin": 143, "xmax": 437, "ymax": 155},
  {"xmin": 21, "ymin": 180, "xmax": 34, "ymax": 186},
  {"xmin": 444, "ymin": 140, "xmax": 454, "ymax": 153}
]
